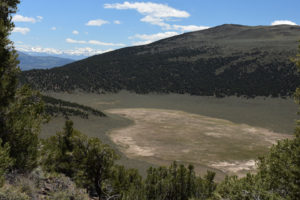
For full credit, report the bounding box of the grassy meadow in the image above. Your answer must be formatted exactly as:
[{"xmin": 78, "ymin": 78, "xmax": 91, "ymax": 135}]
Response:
[{"xmin": 41, "ymin": 91, "xmax": 298, "ymax": 180}]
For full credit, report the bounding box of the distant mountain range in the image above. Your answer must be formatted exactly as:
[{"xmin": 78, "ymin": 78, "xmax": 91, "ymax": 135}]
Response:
[
  {"xmin": 17, "ymin": 51, "xmax": 74, "ymax": 71},
  {"xmin": 20, "ymin": 24, "xmax": 300, "ymax": 97},
  {"xmin": 20, "ymin": 52, "xmax": 88, "ymax": 61}
]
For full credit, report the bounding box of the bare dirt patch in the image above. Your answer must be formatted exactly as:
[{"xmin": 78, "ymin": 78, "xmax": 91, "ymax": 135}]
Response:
[{"xmin": 107, "ymin": 108, "xmax": 291, "ymax": 176}]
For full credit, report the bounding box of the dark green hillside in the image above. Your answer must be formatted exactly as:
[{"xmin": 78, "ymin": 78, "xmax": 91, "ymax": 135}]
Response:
[
  {"xmin": 42, "ymin": 95, "xmax": 106, "ymax": 119},
  {"xmin": 20, "ymin": 24, "xmax": 300, "ymax": 97}
]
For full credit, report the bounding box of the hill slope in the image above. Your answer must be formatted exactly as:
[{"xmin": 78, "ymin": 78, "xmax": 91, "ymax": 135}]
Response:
[
  {"xmin": 20, "ymin": 24, "xmax": 300, "ymax": 97},
  {"xmin": 18, "ymin": 51, "xmax": 74, "ymax": 70}
]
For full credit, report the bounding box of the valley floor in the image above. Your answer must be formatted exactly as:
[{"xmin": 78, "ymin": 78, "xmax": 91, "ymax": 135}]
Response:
[
  {"xmin": 41, "ymin": 91, "xmax": 297, "ymax": 179},
  {"xmin": 107, "ymin": 108, "xmax": 291, "ymax": 177}
]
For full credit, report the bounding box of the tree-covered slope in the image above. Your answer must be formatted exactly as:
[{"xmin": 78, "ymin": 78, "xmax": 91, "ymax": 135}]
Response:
[
  {"xmin": 21, "ymin": 24, "xmax": 300, "ymax": 97},
  {"xmin": 17, "ymin": 51, "xmax": 74, "ymax": 71},
  {"xmin": 42, "ymin": 95, "xmax": 106, "ymax": 119}
]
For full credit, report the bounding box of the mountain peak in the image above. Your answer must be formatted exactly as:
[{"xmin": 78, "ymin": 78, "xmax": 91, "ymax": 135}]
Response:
[{"xmin": 17, "ymin": 51, "xmax": 74, "ymax": 71}]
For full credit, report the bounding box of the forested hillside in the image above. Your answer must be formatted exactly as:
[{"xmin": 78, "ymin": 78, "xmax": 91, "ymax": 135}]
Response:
[
  {"xmin": 42, "ymin": 95, "xmax": 106, "ymax": 119},
  {"xmin": 21, "ymin": 24, "xmax": 300, "ymax": 97}
]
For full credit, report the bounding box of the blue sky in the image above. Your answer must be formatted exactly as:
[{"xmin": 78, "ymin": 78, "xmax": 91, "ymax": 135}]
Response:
[{"xmin": 10, "ymin": 0, "xmax": 300, "ymax": 59}]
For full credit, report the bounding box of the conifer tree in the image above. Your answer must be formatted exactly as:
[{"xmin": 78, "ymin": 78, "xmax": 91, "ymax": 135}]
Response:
[
  {"xmin": 42, "ymin": 120, "xmax": 120, "ymax": 199},
  {"xmin": 0, "ymin": 0, "xmax": 20, "ymax": 110},
  {"xmin": 0, "ymin": 0, "xmax": 20, "ymax": 146},
  {"xmin": 0, "ymin": 0, "xmax": 46, "ymax": 172},
  {"xmin": 0, "ymin": 139, "xmax": 13, "ymax": 187},
  {"xmin": 0, "ymin": 0, "xmax": 19, "ymax": 183}
]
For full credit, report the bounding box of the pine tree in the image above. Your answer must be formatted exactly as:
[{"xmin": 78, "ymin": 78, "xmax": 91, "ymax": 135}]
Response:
[
  {"xmin": 42, "ymin": 121, "xmax": 120, "ymax": 199},
  {"xmin": 0, "ymin": 139, "xmax": 13, "ymax": 187},
  {"xmin": 0, "ymin": 0, "xmax": 20, "ymax": 110},
  {"xmin": 0, "ymin": 0, "xmax": 46, "ymax": 172},
  {"xmin": 0, "ymin": 0, "xmax": 20, "ymax": 147},
  {"xmin": 0, "ymin": 0, "xmax": 19, "ymax": 183},
  {"xmin": 41, "ymin": 120, "xmax": 81, "ymax": 177},
  {"xmin": 5, "ymin": 86, "xmax": 45, "ymax": 170}
]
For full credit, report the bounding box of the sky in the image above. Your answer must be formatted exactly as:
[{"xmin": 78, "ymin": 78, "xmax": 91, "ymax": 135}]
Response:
[{"xmin": 10, "ymin": 0, "xmax": 300, "ymax": 59}]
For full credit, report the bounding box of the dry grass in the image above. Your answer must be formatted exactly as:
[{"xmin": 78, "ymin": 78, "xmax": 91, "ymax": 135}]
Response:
[
  {"xmin": 107, "ymin": 108, "xmax": 291, "ymax": 176},
  {"xmin": 42, "ymin": 92, "xmax": 297, "ymax": 179}
]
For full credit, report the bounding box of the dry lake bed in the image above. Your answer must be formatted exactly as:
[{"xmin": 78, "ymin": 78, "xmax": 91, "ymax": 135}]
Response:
[
  {"xmin": 106, "ymin": 108, "xmax": 291, "ymax": 176},
  {"xmin": 43, "ymin": 91, "xmax": 297, "ymax": 178}
]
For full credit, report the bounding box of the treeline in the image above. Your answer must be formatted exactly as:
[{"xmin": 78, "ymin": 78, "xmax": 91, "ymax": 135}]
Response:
[
  {"xmin": 42, "ymin": 95, "xmax": 106, "ymax": 119},
  {"xmin": 20, "ymin": 30, "xmax": 300, "ymax": 98}
]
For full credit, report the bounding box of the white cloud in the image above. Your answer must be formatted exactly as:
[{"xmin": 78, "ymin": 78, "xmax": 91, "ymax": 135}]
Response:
[
  {"xmin": 88, "ymin": 40, "xmax": 125, "ymax": 46},
  {"xmin": 66, "ymin": 38, "xmax": 86, "ymax": 44},
  {"xmin": 104, "ymin": 2, "xmax": 189, "ymax": 18},
  {"xmin": 104, "ymin": 2, "xmax": 209, "ymax": 32},
  {"xmin": 13, "ymin": 15, "xmax": 36, "ymax": 23},
  {"xmin": 172, "ymin": 25, "xmax": 210, "ymax": 32},
  {"xmin": 104, "ymin": 2, "xmax": 189, "ymax": 29},
  {"xmin": 51, "ymin": 27, "xmax": 57, "ymax": 31},
  {"xmin": 86, "ymin": 19, "xmax": 109, "ymax": 26},
  {"xmin": 37, "ymin": 16, "xmax": 43, "ymax": 22},
  {"xmin": 12, "ymin": 27, "xmax": 30, "ymax": 35},
  {"xmin": 16, "ymin": 44, "xmax": 63, "ymax": 55},
  {"xmin": 140, "ymin": 15, "xmax": 171, "ymax": 29},
  {"xmin": 72, "ymin": 30, "xmax": 79, "ymax": 35},
  {"xmin": 64, "ymin": 47, "xmax": 113, "ymax": 56},
  {"xmin": 114, "ymin": 20, "xmax": 121, "ymax": 24},
  {"xmin": 130, "ymin": 31, "xmax": 179, "ymax": 41},
  {"xmin": 66, "ymin": 38, "xmax": 125, "ymax": 46},
  {"xmin": 130, "ymin": 31, "xmax": 179, "ymax": 46},
  {"xmin": 15, "ymin": 44, "xmax": 113, "ymax": 56},
  {"xmin": 12, "ymin": 15, "xmax": 42, "ymax": 23},
  {"xmin": 132, "ymin": 40, "xmax": 153, "ymax": 46},
  {"xmin": 271, "ymin": 20, "xmax": 297, "ymax": 26}
]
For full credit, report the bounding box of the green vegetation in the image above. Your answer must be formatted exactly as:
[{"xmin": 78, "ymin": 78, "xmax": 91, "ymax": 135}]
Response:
[
  {"xmin": 41, "ymin": 120, "xmax": 118, "ymax": 198},
  {"xmin": 0, "ymin": 185, "xmax": 31, "ymax": 200},
  {"xmin": 0, "ymin": 168, "xmax": 90, "ymax": 200},
  {"xmin": 0, "ymin": 139, "xmax": 13, "ymax": 187},
  {"xmin": 21, "ymin": 24, "xmax": 300, "ymax": 98},
  {"xmin": 41, "ymin": 120, "xmax": 219, "ymax": 199},
  {"xmin": 5, "ymin": 86, "xmax": 46, "ymax": 170},
  {"xmin": 144, "ymin": 164, "xmax": 217, "ymax": 200},
  {"xmin": 42, "ymin": 95, "xmax": 106, "ymax": 119},
  {"xmin": 0, "ymin": 0, "xmax": 46, "ymax": 173}
]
